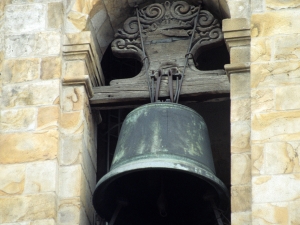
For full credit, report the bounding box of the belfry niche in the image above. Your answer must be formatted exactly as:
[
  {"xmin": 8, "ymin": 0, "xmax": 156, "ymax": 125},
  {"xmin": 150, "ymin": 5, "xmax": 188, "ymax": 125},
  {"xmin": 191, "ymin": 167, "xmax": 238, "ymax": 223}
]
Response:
[{"xmin": 92, "ymin": 1, "xmax": 231, "ymax": 224}]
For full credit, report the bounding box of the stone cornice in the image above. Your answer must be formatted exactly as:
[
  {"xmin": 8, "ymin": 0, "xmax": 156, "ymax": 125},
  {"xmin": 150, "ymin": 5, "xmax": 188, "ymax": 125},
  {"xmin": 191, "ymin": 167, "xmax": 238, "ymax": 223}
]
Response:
[
  {"xmin": 224, "ymin": 62, "xmax": 250, "ymax": 80},
  {"xmin": 62, "ymin": 32, "xmax": 104, "ymax": 93}
]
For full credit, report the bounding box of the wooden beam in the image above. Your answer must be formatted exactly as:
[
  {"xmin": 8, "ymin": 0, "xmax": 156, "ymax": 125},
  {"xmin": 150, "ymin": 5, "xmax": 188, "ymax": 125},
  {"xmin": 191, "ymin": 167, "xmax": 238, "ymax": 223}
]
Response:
[{"xmin": 90, "ymin": 70, "xmax": 230, "ymax": 109}]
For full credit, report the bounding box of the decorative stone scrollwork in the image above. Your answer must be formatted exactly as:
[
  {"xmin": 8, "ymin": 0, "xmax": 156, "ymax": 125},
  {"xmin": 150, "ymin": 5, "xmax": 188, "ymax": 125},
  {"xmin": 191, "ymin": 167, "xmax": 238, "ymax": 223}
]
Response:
[{"xmin": 112, "ymin": 1, "xmax": 223, "ymax": 72}]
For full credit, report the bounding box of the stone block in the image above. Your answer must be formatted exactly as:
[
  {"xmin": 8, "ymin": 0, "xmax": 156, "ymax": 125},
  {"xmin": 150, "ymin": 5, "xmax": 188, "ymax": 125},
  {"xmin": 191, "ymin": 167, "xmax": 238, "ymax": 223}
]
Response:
[
  {"xmin": 5, "ymin": 32, "xmax": 61, "ymax": 58},
  {"xmin": 231, "ymin": 121, "xmax": 251, "ymax": 153},
  {"xmin": 253, "ymin": 174, "xmax": 300, "ymax": 203},
  {"xmin": 37, "ymin": 106, "xmax": 59, "ymax": 130},
  {"xmin": 80, "ymin": 169, "xmax": 93, "ymax": 222},
  {"xmin": 0, "ymin": 193, "xmax": 56, "ymax": 223},
  {"xmin": 62, "ymin": 86, "xmax": 87, "ymax": 112},
  {"xmin": 290, "ymin": 200, "xmax": 300, "ymax": 225},
  {"xmin": 251, "ymin": 37, "xmax": 272, "ymax": 62},
  {"xmin": 80, "ymin": 206, "xmax": 90, "ymax": 225},
  {"xmin": 231, "ymin": 185, "xmax": 251, "ymax": 212},
  {"xmin": 66, "ymin": 10, "xmax": 88, "ymax": 32},
  {"xmin": 60, "ymin": 134, "xmax": 83, "ymax": 165},
  {"xmin": 276, "ymin": 85, "xmax": 300, "ymax": 110},
  {"xmin": 5, "ymin": 4, "xmax": 45, "ymax": 34},
  {"xmin": 2, "ymin": 80, "xmax": 59, "ymax": 108},
  {"xmin": 252, "ymin": 144, "xmax": 264, "ymax": 176},
  {"xmin": 0, "ymin": 164, "xmax": 26, "ymax": 195},
  {"xmin": 266, "ymin": 0, "xmax": 300, "ymax": 10},
  {"xmin": 59, "ymin": 165, "xmax": 81, "ymax": 198},
  {"xmin": 231, "ymin": 153, "xmax": 251, "ymax": 185},
  {"xmin": 230, "ymin": 73, "xmax": 250, "ymax": 99},
  {"xmin": 230, "ymin": 46, "xmax": 250, "ymax": 63},
  {"xmin": 91, "ymin": 6, "xmax": 108, "ymax": 33},
  {"xmin": 81, "ymin": 143, "xmax": 96, "ymax": 191},
  {"xmin": 96, "ymin": 17, "xmax": 115, "ymax": 53},
  {"xmin": 252, "ymin": 110, "xmax": 300, "ymax": 142},
  {"xmin": 231, "ymin": 211, "xmax": 251, "ymax": 225},
  {"xmin": 227, "ymin": 0, "xmax": 250, "ymax": 19},
  {"xmin": 0, "ymin": 130, "xmax": 59, "ymax": 164},
  {"xmin": 24, "ymin": 160, "xmax": 57, "ymax": 194},
  {"xmin": 251, "ymin": 60, "xmax": 300, "ymax": 88},
  {"xmin": 31, "ymin": 219, "xmax": 56, "ymax": 225},
  {"xmin": 252, "ymin": 11, "xmax": 300, "ymax": 37},
  {"xmin": 2, "ymin": 59, "xmax": 39, "ymax": 84},
  {"xmin": 60, "ymin": 111, "xmax": 84, "ymax": 134},
  {"xmin": 64, "ymin": 61, "xmax": 88, "ymax": 80},
  {"xmin": 252, "ymin": 202, "xmax": 288, "ymax": 224},
  {"xmin": 251, "ymin": 0, "xmax": 264, "ymax": 13},
  {"xmin": 58, "ymin": 198, "xmax": 80, "ymax": 224},
  {"xmin": 103, "ymin": 0, "xmax": 132, "ymax": 31},
  {"xmin": 251, "ymin": 88, "xmax": 274, "ymax": 114},
  {"xmin": 274, "ymin": 34, "xmax": 300, "ymax": 60},
  {"xmin": 48, "ymin": 2, "xmax": 63, "ymax": 29},
  {"xmin": 0, "ymin": 108, "xmax": 37, "ymax": 132},
  {"xmin": 263, "ymin": 142, "xmax": 297, "ymax": 175},
  {"xmin": 230, "ymin": 98, "xmax": 250, "ymax": 122},
  {"xmin": 41, "ymin": 57, "xmax": 61, "ymax": 80}
]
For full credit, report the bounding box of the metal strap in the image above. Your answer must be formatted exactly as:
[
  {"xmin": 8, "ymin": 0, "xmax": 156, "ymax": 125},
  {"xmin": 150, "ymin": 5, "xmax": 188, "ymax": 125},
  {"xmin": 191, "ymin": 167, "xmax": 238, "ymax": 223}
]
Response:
[
  {"xmin": 135, "ymin": 6, "xmax": 153, "ymax": 102},
  {"xmin": 175, "ymin": 4, "xmax": 201, "ymax": 103}
]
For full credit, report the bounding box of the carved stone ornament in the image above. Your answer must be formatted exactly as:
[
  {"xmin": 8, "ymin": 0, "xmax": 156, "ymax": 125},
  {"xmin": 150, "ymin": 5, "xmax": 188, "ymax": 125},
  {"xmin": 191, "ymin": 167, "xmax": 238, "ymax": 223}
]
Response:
[{"xmin": 112, "ymin": 1, "xmax": 223, "ymax": 76}]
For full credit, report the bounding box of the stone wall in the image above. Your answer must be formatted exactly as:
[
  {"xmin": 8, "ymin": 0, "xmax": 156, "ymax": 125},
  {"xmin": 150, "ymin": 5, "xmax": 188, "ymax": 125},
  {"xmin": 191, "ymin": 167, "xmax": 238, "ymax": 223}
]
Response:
[{"xmin": 251, "ymin": 1, "xmax": 300, "ymax": 224}]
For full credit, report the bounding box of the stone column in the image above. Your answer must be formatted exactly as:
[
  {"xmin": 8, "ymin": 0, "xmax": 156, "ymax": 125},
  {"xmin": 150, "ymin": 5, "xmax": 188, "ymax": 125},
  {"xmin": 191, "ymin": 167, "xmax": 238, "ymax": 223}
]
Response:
[
  {"xmin": 251, "ymin": 3, "xmax": 300, "ymax": 224},
  {"xmin": 223, "ymin": 18, "xmax": 252, "ymax": 225},
  {"xmin": 58, "ymin": 32, "xmax": 103, "ymax": 225},
  {"xmin": 0, "ymin": 0, "xmax": 63, "ymax": 224}
]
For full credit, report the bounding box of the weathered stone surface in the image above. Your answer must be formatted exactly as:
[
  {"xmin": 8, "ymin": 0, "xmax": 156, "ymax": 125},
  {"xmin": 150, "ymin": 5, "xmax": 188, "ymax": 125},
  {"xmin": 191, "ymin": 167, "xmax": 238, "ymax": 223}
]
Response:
[
  {"xmin": 251, "ymin": 60, "xmax": 300, "ymax": 88},
  {"xmin": 103, "ymin": 0, "xmax": 132, "ymax": 31},
  {"xmin": 2, "ymin": 80, "xmax": 59, "ymax": 108},
  {"xmin": 231, "ymin": 98, "xmax": 250, "ymax": 122},
  {"xmin": 251, "ymin": 38, "xmax": 271, "ymax": 62},
  {"xmin": 96, "ymin": 17, "xmax": 114, "ymax": 53},
  {"xmin": 253, "ymin": 174, "xmax": 300, "ymax": 203},
  {"xmin": 80, "ymin": 206, "xmax": 90, "ymax": 225},
  {"xmin": 91, "ymin": 5, "xmax": 108, "ymax": 32},
  {"xmin": 227, "ymin": 0, "xmax": 250, "ymax": 18},
  {"xmin": 0, "ymin": 108, "xmax": 37, "ymax": 132},
  {"xmin": 62, "ymin": 86, "xmax": 87, "ymax": 112},
  {"xmin": 290, "ymin": 200, "xmax": 300, "ymax": 225},
  {"xmin": 2, "ymin": 59, "xmax": 39, "ymax": 84},
  {"xmin": 251, "ymin": 0, "xmax": 264, "ymax": 13},
  {"xmin": 24, "ymin": 160, "xmax": 57, "ymax": 194},
  {"xmin": 252, "ymin": 144, "xmax": 264, "ymax": 176},
  {"xmin": 80, "ymin": 168, "xmax": 93, "ymax": 222},
  {"xmin": 31, "ymin": 219, "xmax": 56, "ymax": 225},
  {"xmin": 252, "ymin": 111, "xmax": 300, "ymax": 142},
  {"xmin": 274, "ymin": 34, "xmax": 300, "ymax": 60},
  {"xmin": 231, "ymin": 121, "xmax": 251, "ymax": 153},
  {"xmin": 252, "ymin": 202, "xmax": 288, "ymax": 224},
  {"xmin": 231, "ymin": 185, "xmax": 251, "ymax": 212},
  {"xmin": 5, "ymin": 32, "xmax": 61, "ymax": 58},
  {"xmin": 230, "ymin": 46, "xmax": 250, "ymax": 63},
  {"xmin": 48, "ymin": 2, "xmax": 63, "ymax": 29},
  {"xmin": 275, "ymin": 85, "xmax": 300, "ymax": 110},
  {"xmin": 60, "ymin": 111, "xmax": 84, "ymax": 134},
  {"xmin": 66, "ymin": 11, "xmax": 88, "ymax": 32},
  {"xmin": 0, "ymin": 193, "xmax": 56, "ymax": 223},
  {"xmin": 81, "ymin": 143, "xmax": 96, "ymax": 191},
  {"xmin": 230, "ymin": 73, "xmax": 250, "ymax": 99},
  {"xmin": 231, "ymin": 153, "xmax": 251, "ymax": 185},
  {"xmin": 0, "ymin": 130, "xmax": 59, "ymax": 164},
  {"xmin": 266, "ymin": 0, "xmax": 300, "ymax": 10},
  {"xmin": 59, "ymin": 165, "xmax": 81, "ymax": 198},
  {"xmin": 64, "ymin": 61, "xmax": 88, "ymax": 80},
  {"xmin": 37, "ymin": 106, "xmax": 59, "ymax": 130},
  {"xmin": 252, "ymin": 11, "xmax": 300, "ymax": 37},
  {"xmin": 251, "ymin": 88, "xmax": 274, "ymax": 114},
  {"xmin": 41, "ymin": 57, "xmax": 61, "ymax": 80},
  {"xmin": 5, "ymin": 4, "xmax": 45, "ymax": 34},
  {"xmin": 60, "ymin": 134, "xmax": 82, "ymax": 165},
  {"xmin": 58, "ymin": 198, "xmax": 80, "ymax": 224},
  {"xmin": 231, "ymin": 211, "xmax": 251, "ymax": 225},
  {"xmin": 0, "ymin": 164, "xmax": 26, "ymax": 195}
]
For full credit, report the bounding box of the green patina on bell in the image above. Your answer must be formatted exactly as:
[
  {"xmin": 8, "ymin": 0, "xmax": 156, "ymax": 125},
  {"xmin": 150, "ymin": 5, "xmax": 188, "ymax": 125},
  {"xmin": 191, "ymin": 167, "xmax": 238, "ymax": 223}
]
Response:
[{"xmin": 93, "ymin": 102, "xmax": 229, "ymax": 225}]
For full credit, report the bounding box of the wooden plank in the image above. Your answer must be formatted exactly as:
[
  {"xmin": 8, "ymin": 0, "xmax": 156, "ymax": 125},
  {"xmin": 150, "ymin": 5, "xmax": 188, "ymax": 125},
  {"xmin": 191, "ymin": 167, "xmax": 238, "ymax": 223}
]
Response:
[{"xmin": 90, "ymin": 71, "xmax": 230, "ymax": 109}]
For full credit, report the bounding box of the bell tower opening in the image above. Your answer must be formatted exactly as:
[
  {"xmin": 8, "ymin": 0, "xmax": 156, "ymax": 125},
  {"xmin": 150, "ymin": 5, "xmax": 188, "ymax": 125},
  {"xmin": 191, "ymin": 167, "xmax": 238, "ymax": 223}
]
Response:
[{"xmin": 93, "ymin": 1, "xmax": 231, "ymax": 224}]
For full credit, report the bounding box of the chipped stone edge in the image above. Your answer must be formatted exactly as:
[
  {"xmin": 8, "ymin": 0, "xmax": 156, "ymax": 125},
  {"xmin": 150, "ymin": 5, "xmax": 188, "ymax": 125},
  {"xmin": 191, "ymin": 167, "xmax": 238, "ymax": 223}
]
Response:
[{"xmin": 62, "ymin": 75, "xmax": 94, "ymax": 99}]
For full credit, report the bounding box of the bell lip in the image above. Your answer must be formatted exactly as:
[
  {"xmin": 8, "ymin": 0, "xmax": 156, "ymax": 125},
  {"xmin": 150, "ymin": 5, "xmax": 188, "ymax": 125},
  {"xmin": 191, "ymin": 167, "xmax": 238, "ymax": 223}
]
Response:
[{"xmin": 93, "ymin": 157, "xmax": 230, "ymax": 218}]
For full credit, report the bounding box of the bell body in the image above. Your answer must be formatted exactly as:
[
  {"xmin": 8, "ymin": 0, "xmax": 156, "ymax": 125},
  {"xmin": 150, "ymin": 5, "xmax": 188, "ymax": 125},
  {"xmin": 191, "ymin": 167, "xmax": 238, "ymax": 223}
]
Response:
[{"xmin": 93, "ymin": 103, "xmax": 229, "ymax": 225}]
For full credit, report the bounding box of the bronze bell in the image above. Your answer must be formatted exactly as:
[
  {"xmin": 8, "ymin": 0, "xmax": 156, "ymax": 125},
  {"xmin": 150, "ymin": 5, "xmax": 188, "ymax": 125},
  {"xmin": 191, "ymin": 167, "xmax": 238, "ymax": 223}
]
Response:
[{"xmin": 93, "ymin": 103, "xmax": 229, "ymax": 225}]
